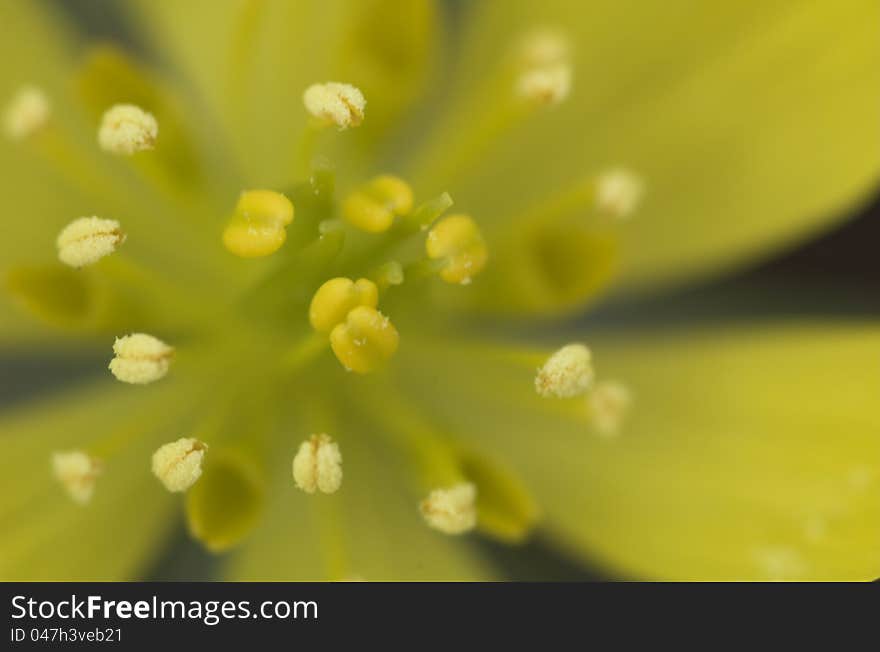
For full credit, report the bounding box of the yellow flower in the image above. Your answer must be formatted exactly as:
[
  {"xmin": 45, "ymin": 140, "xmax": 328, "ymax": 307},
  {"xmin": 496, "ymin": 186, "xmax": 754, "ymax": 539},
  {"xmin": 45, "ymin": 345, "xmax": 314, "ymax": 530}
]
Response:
[{"xmin": 0, "ymin": 0, "xmax": 878, "ymax": 581}]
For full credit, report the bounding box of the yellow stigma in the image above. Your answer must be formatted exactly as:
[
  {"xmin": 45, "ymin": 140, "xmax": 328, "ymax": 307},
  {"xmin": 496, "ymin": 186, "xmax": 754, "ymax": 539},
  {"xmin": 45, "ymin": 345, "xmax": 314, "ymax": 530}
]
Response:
[
  {"xmin": 52, "ymin": 451, "xmax": 101, "ymax": 505},
  {"xmin": 108, "ymin": 333, "xmax": 174, "ymax": 385},
  {"xmin": 425, "ymin": 214, "xmax": 488, "ymax": 285},
  {"xmin": 329, "ymin": 305, "xmax": 399, "ymax": 374},
  {"xmin": 535, "ymin": 343, "xmax": 593, "ymax": 398},
  {"xmin": 516, "ymin": 63, "xmax": 572, "ymax": 106},
  {"xmin": 303, "ymin": 82, "xmax": 366, "ymax": 129},
  {"xmin": 596, "ymin": 168, "xmax": 644, "ymax": 219},
  {"xmin": 309, "ymin": 277, "xmax": 379, "ymax": 333},
  {"xmin": 98, "ymin": 103, "xmax": 158, "ymax": 155},
  {"xmin": 56, "ymin": 217, "xmax": 126, "ymax": 268},
  {"xmin": 4, "ymin": 85, "xmax": 50, "ymax": 141},
  {"xmin": 420, "ymin": 483, "xmax": 477, "ymax": 535},
  {"xmin": 152, "ymin": 438, "xmax": 208, "ymax": 493},
  {"xmin": 342, "ymin": 175, "xmax": 414, "ymax": 233},
  {"xmin": 589, "ymin": 381, "xmax": 632, "ymax": 436},
  {"xmin": 222, "ymin": 190, "xmax": 295, "ymax": 258},
  {"xmin": 292, "ymin": 433, "xmax": 343, "ymax": 495}
]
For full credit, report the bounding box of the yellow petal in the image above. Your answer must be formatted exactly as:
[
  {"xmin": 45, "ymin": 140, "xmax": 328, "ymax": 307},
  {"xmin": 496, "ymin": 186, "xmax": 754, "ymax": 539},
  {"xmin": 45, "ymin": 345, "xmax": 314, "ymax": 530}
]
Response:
[
  {"xmin": 227, "ymin": 408, "xmax": 496, "ymax": 580},
  {"xmin": 420, "ymin": 0, "xmax": 880, "ymax": 295},
  {"xmin": 394, "ymin": 324, "xmax": 880, "ymax": 580},
  {"xmin": 0, "ymin": 381, "xmax": 190, "ymax": 580}
]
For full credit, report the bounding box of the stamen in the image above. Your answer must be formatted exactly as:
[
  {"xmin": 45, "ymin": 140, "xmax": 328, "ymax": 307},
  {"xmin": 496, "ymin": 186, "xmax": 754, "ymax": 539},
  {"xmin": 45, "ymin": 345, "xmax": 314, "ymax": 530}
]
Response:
[
  {"xmin": 309, "ymin": 277, "xmax": 379, "ymax": 333},
  {"xmin": 98, "ymin": 103, "xmax": 158, "ymax": 155},
  {"xmin": 420, "ymin": 482, "xmax": 477, "ymax": 535},
  {"xmin": 292, "ymin": 433, "xmax": 343, "ymax": 494},
  {"xmin": 516, "ymin": 63, "xmax": 572, "ymax": 106},
  {"xmin": 108, "ymin": 333, "xmax": 174, "ymax": 384},
  {"xmin": 342, "ymin": 175, "xmax": 414, "ymax": 233},
  {"xmin": 222, "ymin": 190, "xmax": 295, "ymax": 258},
  {"xmin": 516, "ymin": 28, "xmax": 571, "ymax": 69},
  {"xmin": 56, "ymin": 217, "xmax": 126, "ymax": 268},
  {"xmin": 303, "ymin": 82, "xmax": 366, "ymax": 130},
  {"xmin": 3, "ymin": 85, "xmax": 50, "ymax": 141},
  {"xmin": 52, "ymin": 451, "xmax": 101, "ymax": 505},
  {"xmin": 152, "ymin": 437, "xmax": 208, "ymax": 492},
  {"xmin": 329, "ymin": 305, "xmax": 399, "ymax": 374},
  {"xmin": 535, "ymin": 343, "xmax": 593, "ymax": 398},
  {"xmin": 589, "ymin": 380, "xmax": 632, "ymax": 436},
  {"xmin": 425, "ymin": 214, "xmax": 488, "ymax": 285},
  {"xmin": 596, "ymin": 168, "xmax": 644, "ymax": 219}
]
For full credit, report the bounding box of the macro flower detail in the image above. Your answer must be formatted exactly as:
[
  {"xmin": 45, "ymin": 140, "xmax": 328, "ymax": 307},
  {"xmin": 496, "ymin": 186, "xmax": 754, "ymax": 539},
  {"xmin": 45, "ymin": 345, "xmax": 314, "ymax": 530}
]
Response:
[
  {"xmin": 535, "ymin": 344, "xmax": 593, "ymax": 398},
  {"xmin": 151, "ymin": 438, "xmax": 208, "ymax": 493},
  {"xmin": 56, "ymin": 217, "xmax": 125, "ymax": 268},
  {"xmin": 2, "ymin": 0, "xmax": 878, "ymax": 583},
  {"xmin": 3, "ymin": 85, "xmax": 50, "ymax": 141},
  {"xmin": 425, "ymin": 215, "xmax": 488, "ymax": 285},
  {"xmin": 222, "ymin": 190, "xmax": 295, "ymax": 258},
  {"xmin": 595, "ymin": 168, "xmax": 644, "ymax": 219},
  {"xmin": 97, "ymin": 103, "xmax": 158, "ymax": 155},
  {"xmin": 108, "ymin": 333, "xmax": 173, "ymax": 385},
  {"xmin": 588, "ymin": 381, "xmax": 632, "ymax": 436},
  {"xmin": 303, "ymin": 82, "xmax": 365, "ymax": 129},
  {"xmin": 420, "ymin": 483, "xmax": 478, "ymax": 535},
  {"xmin": 52, "ymin": 451, "xmax": 101, "ymax": 505},
  {"xmin": 292, "ymin": 434, "xmax": 343, "ymax": 495}
]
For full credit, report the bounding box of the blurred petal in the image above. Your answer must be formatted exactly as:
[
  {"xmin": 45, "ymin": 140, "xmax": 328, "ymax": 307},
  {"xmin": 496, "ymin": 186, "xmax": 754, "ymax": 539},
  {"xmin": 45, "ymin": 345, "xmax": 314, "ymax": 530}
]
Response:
[
  {"xmin": 421, "ymin": 0, "xmax": 880, "ymax": 294},
  {"xmin": 0, "ymin": 380, "xmax": 195, "ymax": 580},
  {"xmin": 227, "ymin": 406, "xmax": 496, "ymax": 580},
  {"xmin": 395, "ymin": 324, "xmax": 880, "ymax": 580}
]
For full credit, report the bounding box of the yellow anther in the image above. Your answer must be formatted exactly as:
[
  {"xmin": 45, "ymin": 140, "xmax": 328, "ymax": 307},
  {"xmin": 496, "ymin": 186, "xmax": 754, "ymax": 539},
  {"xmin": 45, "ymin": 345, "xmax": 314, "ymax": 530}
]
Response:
[
  {"xmin": 152, "ymin": 437, "xmax": 208, "ymax": 492},
  {"xmin": 52, "ymin": 451, "xmax": 101, "ymax": 505},
  {"xmin": 516, "ymin": 28, "xmax": 571, "ymax": 69},
  {"xmin": 420, "ymin": 483, "xmax": 477, "ymax": 535},
  {"xmin": 329, "ymin": 305, "xmax": 399, "ymax": 374},
  {"xmin": 309, "ymin": 277, "xmax": 379, "ymax": 333},
  {"xmin": 596, "ymin": 168, "xmax": 644, "ymax": 219},
  {"xmin": 4, "ymin": 85, "xmax": 50, "ymax": 141},
  {"xmin": 222, "ymin": 190, "xmax": 295, "ymax": 258},
  {"xmin": 303, "ymin": 82, "xmax": 366, "ymax": 129},
  {"xmin": 589, "ymin": 381, "xmax": 632, "ymax": 436},
  {"xmin": 98, "ymin": 103, "xmax": 157, "ymax": 155},
  {"xmin": 342, "ymin": 175, "xmax": 414, "ymax": 233},
  {"xmin": 535, "ymin": 343, "xmax": 593, "ymax": 398},
  {"xmin": 516, "ymin": 63, "xmax": 572, "ymax": 106},
  {"xmin": 108, "ymin": 333, "xmax": 173, "ymax": 384},
  {"xmin": 56, "ymin": 217, "xmax": 126, "ymax": 268},
  {"xmin": 292, "ymin": 433, "xmax": 343, "ymax": 494},
  {"xmin": 425, "ymin": 214, "xmax": 488, "ymax": 285}
]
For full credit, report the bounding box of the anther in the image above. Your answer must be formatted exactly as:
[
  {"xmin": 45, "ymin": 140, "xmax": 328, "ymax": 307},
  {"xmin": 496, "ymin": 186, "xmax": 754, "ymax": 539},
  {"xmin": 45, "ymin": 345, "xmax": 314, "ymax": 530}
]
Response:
[
  {"xmin": 425, "ymin": 214, "xmax": 488, "ymax": 285},
  {"xmin": 152, "ymin": 437, "xmax": 208, "ymax": 492},
  {"xmin": 309, "ymin": 277, "xmax": 379, "ymax": 333},
  {"xmin": 535, "ymin": 343, "xmax": 593, "ymax": 398},
  {"xmin": 329, "ymin": 305, "xmax": 399, "ymax": 374},
  {"xmin": 108, "ymin": 333, "xmax": 173, "ymax": 384},
  {"xmin": 342, "ymin": 175, "xmax": 414, "ymax": 233},
  {"xmin": 4, "ymin": 85, "xmax": 50, "ymax": 141},
  {"xmin": 292, "ymin": 433, "xmax": 343, "ymax": 494},
  {"xmin": 420, "ymin": 483, "xmax": 477, "ymax": 535},
  {"xmin": 596, "ymin": 168, "xmax": 644, "ymax": 219},
  {"xmin": 56, "ymin": 217, "xmax": 126, "ymax": 268},
  {"xmin": 589, "ymin": 381, "xmax": 632, "ymax": 436},
  {"xmin": 516, "ymin": 28, "xmax": 571, "ymax": 69},
  {"xmin": 516, "ymin": 64, "xmax": 572, "ymax": 106},
  {"xmin": 303, "ymin": 82, "xmax": 365, "ymax": 129},
  {"xmin": 98, "ymin": 103, "xmax": 158, "ymax": 155},
  {"xmin": 52, "ymin": 451, "xmax": 101, "ymax": 505},
  {"xmin": 222, "ymin": 190, "xmax": 295, "ymax": 258}
]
